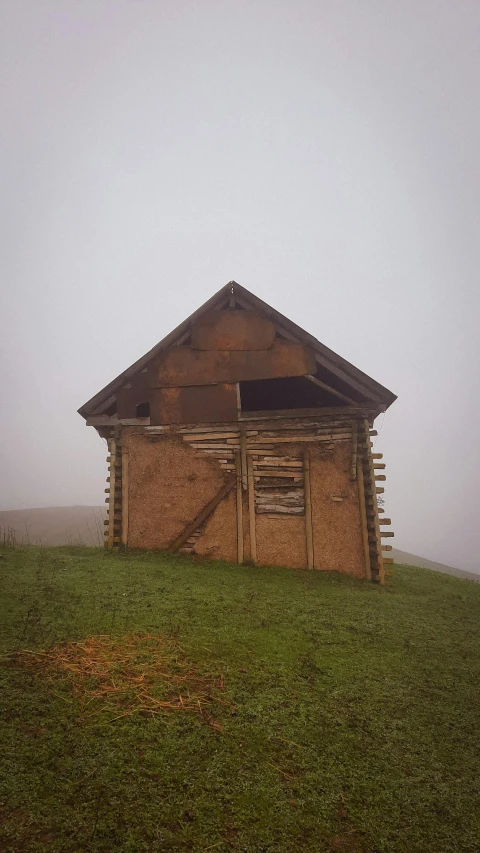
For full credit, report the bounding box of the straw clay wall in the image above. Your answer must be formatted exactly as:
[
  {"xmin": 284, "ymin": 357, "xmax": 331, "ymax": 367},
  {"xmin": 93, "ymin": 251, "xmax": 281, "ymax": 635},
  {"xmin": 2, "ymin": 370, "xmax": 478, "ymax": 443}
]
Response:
[
  {"xmin": 121, "ymin": 429, "xmax": 365, "ymax": 576},
  {"xmin": 122, "ymin": 431, "xmax": 236, "ymax": 558}
]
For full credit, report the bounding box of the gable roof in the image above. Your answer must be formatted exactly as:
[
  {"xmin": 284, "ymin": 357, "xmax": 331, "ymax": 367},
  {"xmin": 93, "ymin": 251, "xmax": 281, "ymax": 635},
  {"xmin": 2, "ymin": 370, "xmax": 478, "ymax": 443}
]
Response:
[{"xmin": 78, "ymin": 281, "xmax": 397, "ymax": 418}]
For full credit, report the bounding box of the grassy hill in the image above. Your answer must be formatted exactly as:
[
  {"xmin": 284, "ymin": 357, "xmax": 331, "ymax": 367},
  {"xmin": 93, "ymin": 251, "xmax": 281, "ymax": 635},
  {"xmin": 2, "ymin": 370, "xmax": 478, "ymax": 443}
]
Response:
[
  {"xmin": 2, "ymin": 506, "xmax": 478, "ymax": 582},
  {"xmin": 1, "ymin": 547, "xmax": 480, "ymax": 852}
]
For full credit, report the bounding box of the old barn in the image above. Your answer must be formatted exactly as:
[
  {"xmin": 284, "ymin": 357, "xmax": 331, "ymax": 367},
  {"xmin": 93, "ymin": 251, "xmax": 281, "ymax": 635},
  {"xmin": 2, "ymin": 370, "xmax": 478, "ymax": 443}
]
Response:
[{"xmin": 78, "ymin": 282, "xmax": 397, "ymax": 583}]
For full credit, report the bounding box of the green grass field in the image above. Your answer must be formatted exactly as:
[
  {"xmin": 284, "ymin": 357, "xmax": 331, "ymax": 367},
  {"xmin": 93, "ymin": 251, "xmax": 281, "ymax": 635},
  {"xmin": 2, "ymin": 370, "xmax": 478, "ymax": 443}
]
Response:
[{"xmin": 1, "ymin": 547, "xmax": 480, "ymax": 853}]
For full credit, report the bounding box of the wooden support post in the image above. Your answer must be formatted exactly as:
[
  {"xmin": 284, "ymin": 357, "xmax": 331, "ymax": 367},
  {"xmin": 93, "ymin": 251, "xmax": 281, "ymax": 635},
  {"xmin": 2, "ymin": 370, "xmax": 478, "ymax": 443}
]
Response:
[
  {"xmin": 351, "ymin": 419, "xmax": 358, "ymax": 481},
  {"xmin": 121, "ymin": 450, "xmax": 129, "ymax": 547},
  {"xmin": 107, "ymin": 438, "xmax": 116, "ymax": 550},
  {"xmin": 357, "ymin": 459, "xmax": 372, "ymax": 580},
  {"xmin": 247, "ymin": 454, "xmax": 257, "ymax": 565},
  {"xmin": 235, "ymin": 450, "xmax": 244, "ymax": 564},
  {"xmin": 240, "ymin": 427, "xmax": 248, "ymax": 491},
  {"xmin": 303, "ymin": 451, "xmax": 314, "ymax": 569}
]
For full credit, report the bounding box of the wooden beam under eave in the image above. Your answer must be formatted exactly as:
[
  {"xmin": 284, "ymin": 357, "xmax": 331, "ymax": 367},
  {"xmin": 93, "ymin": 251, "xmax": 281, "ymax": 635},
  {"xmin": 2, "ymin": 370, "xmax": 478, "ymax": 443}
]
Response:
[
  {"xmin": 239, "ymin": 405, "xmax": 374, "ymax": 421},
  {"xmin": 87, "ymin": 416, "xmax": 151, "ymax": 427},
  {"xmin": 304, "ymin": 374, "xmax": 356, "ymax": 405}
]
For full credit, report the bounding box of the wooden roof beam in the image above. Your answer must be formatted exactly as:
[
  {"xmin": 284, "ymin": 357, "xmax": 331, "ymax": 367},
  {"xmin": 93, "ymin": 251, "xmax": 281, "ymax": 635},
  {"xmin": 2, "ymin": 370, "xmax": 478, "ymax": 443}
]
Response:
[{"xmin": 304, "ymin": 374, "xmax": 356, "ymax": 405}]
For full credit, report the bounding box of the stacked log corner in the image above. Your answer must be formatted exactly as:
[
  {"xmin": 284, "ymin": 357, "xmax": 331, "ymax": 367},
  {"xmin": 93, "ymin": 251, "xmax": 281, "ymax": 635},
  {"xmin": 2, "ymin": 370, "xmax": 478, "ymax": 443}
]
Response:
[
  {"xmin": 104, "ymin": 436, "xmax": 123, "ymax": 551},
  {"xmin": 356, "ymin": 419, "xmax": 393, "ymax": 584}
]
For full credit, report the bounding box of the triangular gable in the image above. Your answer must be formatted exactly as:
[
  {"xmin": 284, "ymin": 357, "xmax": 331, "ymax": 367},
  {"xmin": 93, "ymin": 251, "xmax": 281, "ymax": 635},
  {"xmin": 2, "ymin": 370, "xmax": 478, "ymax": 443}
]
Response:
[{"xmin": 78, "ymin": 282, "xmax": 396, "ymax": 418}]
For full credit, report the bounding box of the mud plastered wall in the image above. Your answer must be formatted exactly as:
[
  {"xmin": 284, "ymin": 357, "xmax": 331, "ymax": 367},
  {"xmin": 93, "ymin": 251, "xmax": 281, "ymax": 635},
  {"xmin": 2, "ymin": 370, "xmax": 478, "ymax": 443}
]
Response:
[
  {"xmin": 310, "ymin": 442, "xmax": 365, "ymax": 577},
  {"xmin": 194, "ymin": 489, "xmax": 237, "ymax": 563},
  {"xmin": 256, "ymin": 515, "xmax": 307, "ymax": 570},
  {"xmin": 123, "ymin": 431, "xmax": 230, "ymax": 551}
]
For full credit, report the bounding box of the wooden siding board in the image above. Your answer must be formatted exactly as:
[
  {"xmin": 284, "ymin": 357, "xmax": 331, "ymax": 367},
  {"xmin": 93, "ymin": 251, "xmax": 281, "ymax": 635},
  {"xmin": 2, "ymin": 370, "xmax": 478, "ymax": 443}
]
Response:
[
  {"xmin": 150, "ymin": 341, "xmax": 316, "ymax": 387},
  {"xmin": 191, "ymin": 309, "xmax": 276, "ymax": 351},
  {"xmin": 150, "ymin": 384, "xmax": 238, "ymax": 425},
  {"xmin": 79, "ymin": 283, "xmax": 396, "ymax": 418}
]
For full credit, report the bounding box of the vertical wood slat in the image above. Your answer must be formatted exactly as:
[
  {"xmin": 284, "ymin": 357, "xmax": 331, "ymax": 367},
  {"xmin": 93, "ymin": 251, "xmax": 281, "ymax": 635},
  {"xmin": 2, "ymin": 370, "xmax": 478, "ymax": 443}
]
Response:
[
  {"xmin": 240, "ymin": 428, "xmax": 248, "ymax": 491},
  {"xmin": 107, "ymin": 438, "xmax": 117, "ymax": 550},
  {"xmin": 350, "ymin": 419, "xmax": 358, "ymax": 481},
  {"xmin": 303, "ymin": 451, "xmax": 314, "ymax": 569},
  {"xmin": 235, "ymin": 450, "xmax": 244, "ymax": 564},
  {"xmin": 247, "ymin": 454, "xmax": 257, "ymax": 564},
  {"xmin": 356, "ymin": 458, "xmax": 372, "ymax": 580},
  {"xmin": 121, "ymin": 449, "xmax": 129, "ymax": 547}
]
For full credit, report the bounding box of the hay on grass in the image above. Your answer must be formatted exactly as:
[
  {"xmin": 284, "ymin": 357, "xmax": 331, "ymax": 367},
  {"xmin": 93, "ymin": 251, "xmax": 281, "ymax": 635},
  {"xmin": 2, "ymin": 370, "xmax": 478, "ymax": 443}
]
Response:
[{"xmin": 15, "ymin": 633, "xmax": 226, "ymax": 729}]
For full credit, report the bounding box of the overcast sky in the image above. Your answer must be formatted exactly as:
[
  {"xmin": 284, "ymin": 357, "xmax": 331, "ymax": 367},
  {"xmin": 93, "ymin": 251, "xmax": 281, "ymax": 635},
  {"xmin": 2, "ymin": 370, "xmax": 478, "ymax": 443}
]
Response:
[{"xmin": 1, "ymin": 0, "xmax": 479, "ymax": 572}]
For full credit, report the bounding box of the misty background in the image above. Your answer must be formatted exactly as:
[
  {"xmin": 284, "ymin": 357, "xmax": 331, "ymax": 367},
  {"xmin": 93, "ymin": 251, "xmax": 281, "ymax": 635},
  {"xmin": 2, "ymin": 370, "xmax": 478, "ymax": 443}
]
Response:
[{"xmin": 1, "ymin": 0, "xmax": 479, "ymax": 572}]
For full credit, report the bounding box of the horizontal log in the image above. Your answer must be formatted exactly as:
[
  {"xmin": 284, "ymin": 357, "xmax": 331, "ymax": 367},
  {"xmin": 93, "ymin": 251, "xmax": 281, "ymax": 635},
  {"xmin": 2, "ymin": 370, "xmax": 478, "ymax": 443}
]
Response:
[
  {"xmin": 189, "ymin": 442, "xmax": 239, "ymax": 450},
  {"xmin": 249, "ymin": 433, "xmax": 351, "ymax": 445},
  {"xmin": 383, "ymin": 558, "xmax": 394, "ymax": 565},
  {"xmin": 183, "ymin": 432, "xmax": 240, "ymax": 441},
  {"xmin": 382, "ymin": 545, "xmax": 392, "ymax": 551},
  {"xmin": 304, "ymin": 373, "xmax": 356, "ymax": 404},
  {"xmin": 245, "ymin": 420, "xmax": 352, "ymax": 435},
  {"xmin": 88, "ymin": 416, "xmax": 151, "ymax": 426},
  {"xmin": 239, "ymin": 406, "xmax": 372, "ymax": 421},
  {"xmin": 254, "ymin": 470, "xmax": 303, "ymax": 478},
  {"xmin": 381, "ymin": 531, "xmax": 395, "ymax": 537},
  {"xmin": 369, "ymin": 430, "xmax": 378, "ymax": 436},
  {"xmin": 372, "ymin": 453, "xmax": 383, "ymax": 459},
  {"xmin": 256, "ymin": 494, "xmax": 304, "ymax": 502},
  {"xmin": 255, "ymin": 473, "xmax": 302, "ymax": 479},
  {"xmin": 256, "ymin": 506, "xmax": 304, "ymax": 514},
  {"xmin": 252, "ymin": 482, "xmax": 301, "ymax": 489},
  {"xmin": 373, "ymin": 463, "xmax": 386, "ymax": 469},
  {"xmin": 379, "ymin": 518, "xmax": 392, "ymax": 525},
  {"xmin": 253, "ymin": 460, "xmax": 302, "ymax": 468},
  {"xmin": 375, "ymin": 474, "xmax": 387, "ymax": 481}
]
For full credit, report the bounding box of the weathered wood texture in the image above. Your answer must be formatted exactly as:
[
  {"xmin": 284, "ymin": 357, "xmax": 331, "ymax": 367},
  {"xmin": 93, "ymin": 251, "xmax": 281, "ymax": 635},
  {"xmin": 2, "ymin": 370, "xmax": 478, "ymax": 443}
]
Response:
[
  {"xmin": 357, "ymin": 420, "xmax": 386, "ymax": 584},
  {"xmin": 303, "ymin": 451, "xmax": 314, "ymax": 569},
  {"xmin": 235, "ymin": 451, "xmax": 244, "ymax": 564},
  {"xmin": 105, "ymin": 437, "xmax": 123, "ymax": 551},
  {"xmin": 191, "ymin": 309, "xmax": 276, "ymax": 351},
  {"xmin": 149, "ymin": 341, "xmax": 316, "ymax": 387},
  {"xmin": 121, "ymin": 450, "xmax": 129, "ymax": 546},
  {"xmin": 247, "ymin": 455, "xmax": 257, "ymax": 564},
  {"xmin": 149, "ymin": 384, "xmax": 238, "ymax": 425},
  {"xmin": 356, "ymin": 458, "xmax": 372, "ymax": 580},
  {"xmin": 116, "ymin": 372, "xmax": 151, "ymax": 419}
]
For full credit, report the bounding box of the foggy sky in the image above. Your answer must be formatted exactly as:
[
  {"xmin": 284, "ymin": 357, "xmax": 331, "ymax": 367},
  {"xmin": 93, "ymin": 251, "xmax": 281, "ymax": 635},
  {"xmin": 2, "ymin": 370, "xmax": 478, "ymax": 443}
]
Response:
[{"xmin": 1, "ymin": 0, "xmax": 479, "ymax": 572}]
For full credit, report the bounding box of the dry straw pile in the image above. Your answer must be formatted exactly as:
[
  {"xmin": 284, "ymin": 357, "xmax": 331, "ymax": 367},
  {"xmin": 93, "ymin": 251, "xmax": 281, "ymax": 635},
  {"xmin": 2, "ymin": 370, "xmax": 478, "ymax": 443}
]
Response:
[{"xmin": 16, "ymin": 633, "xmax": 227, "ymax": 730}]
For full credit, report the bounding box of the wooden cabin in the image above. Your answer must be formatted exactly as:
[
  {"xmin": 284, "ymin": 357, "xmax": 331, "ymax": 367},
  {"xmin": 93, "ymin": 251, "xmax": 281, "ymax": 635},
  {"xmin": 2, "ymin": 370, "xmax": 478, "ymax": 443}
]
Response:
[{"xmin": 78, "ymin": 282, "xmax": 397, "ymax": 583}]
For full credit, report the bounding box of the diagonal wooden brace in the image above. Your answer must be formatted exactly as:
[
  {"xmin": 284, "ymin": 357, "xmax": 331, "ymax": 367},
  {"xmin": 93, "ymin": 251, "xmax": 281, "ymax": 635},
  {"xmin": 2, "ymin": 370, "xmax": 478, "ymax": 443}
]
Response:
[{"xmin": 169, "ymin": 476, "xmax": 236, "ymax": 553}]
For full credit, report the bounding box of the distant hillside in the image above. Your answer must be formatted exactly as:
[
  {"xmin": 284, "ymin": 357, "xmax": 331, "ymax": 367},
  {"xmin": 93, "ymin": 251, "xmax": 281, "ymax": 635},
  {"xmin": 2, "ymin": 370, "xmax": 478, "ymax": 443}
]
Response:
[
  {"xmin": 0, "ymin": 506, "xmax": 106, "ymax": 547},
  {"xmin": 390, "ymin": 548, "xmax": 480, "ymax": 583},
  {"xmin": 1, "ymin": 506, "xmax": 478, "ymax": 581}
]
